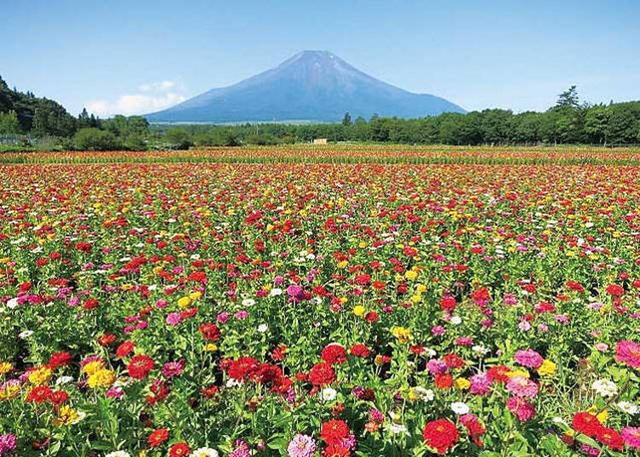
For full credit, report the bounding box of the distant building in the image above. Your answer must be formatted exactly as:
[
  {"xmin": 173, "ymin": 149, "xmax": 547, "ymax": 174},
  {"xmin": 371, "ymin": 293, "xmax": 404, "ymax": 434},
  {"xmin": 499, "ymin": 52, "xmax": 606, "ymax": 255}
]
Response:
[{"xmin": 313, "ymin": 138, "xmax": 328, "ymax": 145}]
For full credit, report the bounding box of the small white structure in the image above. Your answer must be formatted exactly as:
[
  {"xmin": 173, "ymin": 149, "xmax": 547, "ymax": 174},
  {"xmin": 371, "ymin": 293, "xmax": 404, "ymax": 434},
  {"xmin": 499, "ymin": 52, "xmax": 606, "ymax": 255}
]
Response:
[{"xmin": 313, "ymin": 138, "xmax": 328, "ymax": 145}]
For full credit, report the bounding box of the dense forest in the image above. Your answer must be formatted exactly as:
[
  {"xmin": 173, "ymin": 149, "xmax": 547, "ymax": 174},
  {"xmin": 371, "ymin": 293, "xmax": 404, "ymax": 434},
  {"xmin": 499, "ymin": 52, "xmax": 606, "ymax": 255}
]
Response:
[{"xmin": 1, "ymin": 77, "xmax": 639, "ymax": 150}]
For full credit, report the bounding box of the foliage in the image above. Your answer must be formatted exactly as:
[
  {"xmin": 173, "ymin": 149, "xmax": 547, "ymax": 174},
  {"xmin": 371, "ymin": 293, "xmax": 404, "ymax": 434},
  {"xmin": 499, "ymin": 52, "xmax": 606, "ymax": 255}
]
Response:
[{"xmin": 73, "ymin": 128, "xmax": 119, "ymax": 150}]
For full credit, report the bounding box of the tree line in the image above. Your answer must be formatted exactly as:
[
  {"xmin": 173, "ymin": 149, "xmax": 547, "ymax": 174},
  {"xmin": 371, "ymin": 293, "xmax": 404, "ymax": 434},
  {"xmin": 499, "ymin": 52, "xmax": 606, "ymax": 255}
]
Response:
[{"xmin": 1, "ymin": 77, "xmax": 639, "ymax": 150}]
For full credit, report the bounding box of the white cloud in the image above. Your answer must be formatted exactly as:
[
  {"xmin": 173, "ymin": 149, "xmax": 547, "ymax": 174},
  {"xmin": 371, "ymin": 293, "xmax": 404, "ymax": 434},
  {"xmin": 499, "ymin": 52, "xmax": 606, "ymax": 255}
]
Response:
[{"xmin": 86, "ymin": 81, "xmax": 186, "ymax": 117}]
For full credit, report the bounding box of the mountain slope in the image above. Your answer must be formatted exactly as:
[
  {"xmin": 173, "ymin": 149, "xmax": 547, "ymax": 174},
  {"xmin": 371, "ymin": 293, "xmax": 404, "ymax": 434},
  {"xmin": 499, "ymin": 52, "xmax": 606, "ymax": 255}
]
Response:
[{"xmin": 146, "ymin": 51, "xmax": 465, "ymax": 123}]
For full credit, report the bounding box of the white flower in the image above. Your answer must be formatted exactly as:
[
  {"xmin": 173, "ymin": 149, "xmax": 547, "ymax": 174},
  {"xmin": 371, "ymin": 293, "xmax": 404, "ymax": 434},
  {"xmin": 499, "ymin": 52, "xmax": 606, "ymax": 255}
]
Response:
[
  {"xmin": 190, "ymin": 448, "xmax": 220, "ymax": 457},
  {"xmin": 412, "ymin": 386, "xmax": 434, "ymax": 401},
  {"xmin": 18, "ymin": 330, "xmax": 33, "ymax": 339},
  {"xmin": 56, "ymin": 376, "xmax": 74, "ymax": 385},
  {"xmin": 6, "ymin": 297, "xmax": 19, "ymax": 309},
  {"xmin": 450, "ymin": 316, "xmax": 462, "ymax": 325},
  {"xmin": 242, "ymin": 298, "xmax": 255, "ymax": 307},
  {"xmin": 257, "ymin": 323, "xmax": 268, "ymax": 333},
  {"xmin": 320, "ymin": 387, "xmax": 337, "ymax": 402},
  {"xmin": 617, "ymin": 401, "xmax": 639, "ymax": 415},
  {"xmin": 269, "ymin": 288, "xmax": 283, "ymax": 297},
  {"xmin": 472, "ymin": 345, "xmax": 489, "ymax": 356},
  {"xmin": 105, "ymin": 452, "xmax": 131, "ymax": 457},
  {"xmin": 386, "ymin": 422, "xmax": 408, "ymax": 434},
  {"xmin": 226, "ymin": 378, "xmax": 244, "ymax": 388},
  {"xmin": 451, "ymin": 402, "xmax": 470, "ymax": 415},
  {"xmin": 591, "ymin": 379, "xmax": 618, "ymax": 398}
]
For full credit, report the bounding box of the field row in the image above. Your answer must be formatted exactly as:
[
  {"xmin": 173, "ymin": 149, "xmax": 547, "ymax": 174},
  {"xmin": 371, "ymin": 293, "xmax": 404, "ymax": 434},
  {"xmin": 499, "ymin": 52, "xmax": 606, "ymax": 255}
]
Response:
[{"xmin": 2, "ymin": 145, "xmax": 640, "ymax": 165}]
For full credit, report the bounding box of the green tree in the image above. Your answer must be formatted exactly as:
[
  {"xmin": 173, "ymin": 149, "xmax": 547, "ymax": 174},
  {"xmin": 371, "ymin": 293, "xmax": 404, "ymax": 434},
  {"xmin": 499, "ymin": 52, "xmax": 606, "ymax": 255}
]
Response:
[
  {"xmin": 342, "ymin": 112, "xmax": 352, "ymax": 126},
  {"xmin": 74, "ymin": 128, "xmax": 119, "ymax": 150},
  {"xmin": 0, "ymin": 110, "xmax": 20, "ymax": 134},
  {"xmin": 165, "ymin": 127, "xmax": 193, "ymax": 149}
]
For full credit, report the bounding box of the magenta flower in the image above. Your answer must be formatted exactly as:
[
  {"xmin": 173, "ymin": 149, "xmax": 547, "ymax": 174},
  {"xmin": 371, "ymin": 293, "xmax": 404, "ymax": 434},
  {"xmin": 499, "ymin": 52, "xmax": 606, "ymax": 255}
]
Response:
[
  {"xmin": 621, "ymin": 427, "xmax": 640, "ymax": 450},
  {"xmin": 0, "ymin": 433, "xmax": 17, "ymax": 456},
  {"xmin": 514, "ymin": 349, "xmax": 543, "ymax": 369},
  {"xmin": 161, "ymin": 360, "xmax": 185, "ymax": 379},
  {"xmin": 616, "ymin": 340, "xmax": 640, "ymax": 369},
  {"xmin": 470, "ymin": 373, "xmax": 492, "ymax": 396},
  {"xmin": 506, "ymin": 396, "xmax": 536, "ymax": 421}
]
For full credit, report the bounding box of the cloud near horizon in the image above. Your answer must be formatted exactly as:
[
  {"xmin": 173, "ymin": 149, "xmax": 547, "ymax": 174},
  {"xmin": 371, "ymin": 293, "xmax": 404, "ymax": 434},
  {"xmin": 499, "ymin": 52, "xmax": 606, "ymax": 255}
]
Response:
[{"xmin": 86, "ymin": 81, "xmax": 186, "ymax": 117}]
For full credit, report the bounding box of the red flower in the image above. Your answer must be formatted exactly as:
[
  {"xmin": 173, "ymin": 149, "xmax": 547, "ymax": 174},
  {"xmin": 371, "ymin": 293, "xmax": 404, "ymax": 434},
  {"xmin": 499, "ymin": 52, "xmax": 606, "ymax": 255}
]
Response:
[
  {"xmin": 350, "ymin": 344, "xmax": 371, "ymax": 358},
  {"xmin": 572, "ymin": 412, "xmax": 604, "ymax": 438},
  {"xmin": 47, "ymin": 351, "xmax": 73, "ymax": 370},
  {"xmin": 26, "ymin": 386, "xmax": 52, "ymax": 403},
  {"xmin": 309, "ymin": 362, "xmax": 336, "ymax": 386},
  {"xmin": 321, "ymin": 344, "xmax": 347, "ymax": 365},
  {"xmin": 443, "ymin": 353, "xmax": 465, "ymax": 369},
  {"xmin": 127, "ymin": 354, "xmax": 155, "ymax": 380},
  {"xmin": 226, "ymin": 357, "xmax": 259, "ymax": 381},
  {"xmin": 169, "ymin": 442, "xmax": 191, "ymax": 456},
  {"xmin": 597, "ymin": 427, "xmax": 624, "ymax": 451},
  {"xmin": 116, "ymin": 341, "xmax": 135, "ymax": 359},
  {"xmin": 606, "ymin": 284, "xmax": 625, "ymax": 297},
  {"xmin": 147, "ymin": 428, "xmax": 169, "ymax": 448},
  {"xmin": 97, "ymin": 333, "xmax": 117, "ymax": 347},
  {"xmin": 440, "ymin": 295, "xmax": 457, "ymax": 312},
  {"xmin": 422, "ymin": 419, "xmax": 459, "ymax": 454},
  {"xmin": 82, "ymin": 298, "xmax": 99, "ymax": 310},
  {"xmin": 199, "ymin": 323, "xmax": 221, "ymax": 341},
  {"xmin": 434, "ymin": 373, "xmax": 453, "ymax": 389},
  {"xmin": 49, "ymin": 390, "xmax": 69, "ymax": 405},
  {"xmin": 323, "ymin": 445, "xmax": 350, "ymax": 457},
  {"xmin": 487, "ymin": 365, "xmax": 510, "ymax": 384},
  {"xmin": 460, "ymin": 414, "xmax": 486, "ymax": 447},
  {"xmin": 320, "ymin": 419, "xmax": 350, "ymax": 445}
]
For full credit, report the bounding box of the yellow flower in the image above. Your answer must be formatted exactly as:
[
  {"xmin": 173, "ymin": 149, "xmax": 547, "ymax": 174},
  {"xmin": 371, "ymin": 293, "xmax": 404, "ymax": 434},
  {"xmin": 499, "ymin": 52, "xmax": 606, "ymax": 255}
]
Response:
[
  {"xmin": 54, "ymin": 405, "xmax": 85, "ymax": 426},
  {"xmin": 0, "ymin": 383, "xmax": 20, "ymax": 400},
  {"xmin": 353, "ymin": 305, "xmax": 366, "ymax": 317},
  {"xmin": 87, "ymin": 369, "xmax": 115, "ymax": 389},
  {"xmin": 337, "ymin": 260, "xmax": 348, "ymax": 269},
  {"xmin": 537, "ymin": 359, "xmax": 556, "ymax": 377},
  {"xmin": 416, "ymin": 284, "xmax": 427, "ymax": 293},
  {"xmin": 404, "ymin": 270, "xmax": 418, "ymax": 281},
  {"xmin": 455, "ymin": 378, "xmax": 471, "ymax": 390},
  {"xmin": 0, "ymin": 362, "xmax": 13, "ymax": 376},
  {"xmin": 410, "ymin": 294, "xmax": 422, "ymax": 304},
  {"xmin": 177, "ymin": 296, "xmax": 192, "ymax": 308},
  {"xmin": 588, "ymin": 406, "xmax": 608, "ymax": 423},
  {"xmin": 391, "ymin": 326, "xmax": 411, "ymax": 343},
  {"xmin": 28, "ymin": 367, "xmax": 52, "ymax": 385},
  {"xmin": 189, "ymin": 291, "xmax": 202, "ymax": 301},
  {"xmin": 81, "ymin": 360, "xmax": 104, "ymax": 376},
  {"xmin": 204, "ymin": 343, "xmax": 218, "ymax": 352},
  {"xmin": 506, "ymin": 369, "xmax": 530, "ymax": 379}
]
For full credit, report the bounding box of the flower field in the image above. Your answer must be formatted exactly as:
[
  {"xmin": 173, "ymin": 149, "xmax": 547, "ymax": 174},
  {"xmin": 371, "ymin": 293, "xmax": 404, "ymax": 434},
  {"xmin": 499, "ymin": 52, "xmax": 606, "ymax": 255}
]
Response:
[{"xmin": 1, "ymin": 150, "xmax": 640, "ymax": 456}]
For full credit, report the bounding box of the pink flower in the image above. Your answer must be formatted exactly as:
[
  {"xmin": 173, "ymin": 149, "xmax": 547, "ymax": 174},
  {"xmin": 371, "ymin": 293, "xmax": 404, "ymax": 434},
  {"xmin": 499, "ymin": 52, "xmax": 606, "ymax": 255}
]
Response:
[
  {"xmin": 161, "ymin": 360, "xmax": 185, "ymax": 378},
  {"xmin": 506, "ymin": 396, "xmax": 536, "ymax": 421},
  {"xmin": 506, "ymin": 376, "xmax": 539, "ymax": 398},
  {"xmin": 469, "ymin": 373, "xmax": 492, "ymax": 396},
  {"xmin": 615, "ymin": 341, "xmax": 640, "ymax": 369},
  {"xmin": 621, "ymin": 427, "xmax": 640, "ymax": 450},
  {"xmin": 514, "ymin": 349, "xmax": 544, "ymax": 369},
  {"xmin": 287, "ymin": 434, "xmax": 316, "ymax": 457},
  {"xmin": 165, "ymin": 312, "xmax": 182, "ymax": 326}
]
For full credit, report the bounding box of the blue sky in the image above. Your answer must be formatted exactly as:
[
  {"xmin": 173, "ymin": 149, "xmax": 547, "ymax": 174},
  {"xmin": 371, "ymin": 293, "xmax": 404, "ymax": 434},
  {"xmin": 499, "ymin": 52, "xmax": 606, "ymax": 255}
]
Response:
[{"xmin": 2, "ymin": 0, "xmax": 639, "ymax": 117}]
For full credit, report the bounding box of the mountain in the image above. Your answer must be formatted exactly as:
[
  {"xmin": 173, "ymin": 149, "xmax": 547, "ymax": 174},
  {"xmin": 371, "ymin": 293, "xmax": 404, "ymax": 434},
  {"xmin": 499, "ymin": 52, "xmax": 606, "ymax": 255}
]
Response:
[{"xmin": 146, "ymin": 51, "xmax": 465, "ymax": 123}]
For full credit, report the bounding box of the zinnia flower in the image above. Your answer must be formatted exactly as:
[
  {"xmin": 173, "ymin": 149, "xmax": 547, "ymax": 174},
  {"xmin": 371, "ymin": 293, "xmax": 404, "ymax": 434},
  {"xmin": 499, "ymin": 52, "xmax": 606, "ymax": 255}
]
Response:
[
  {"xmin": 621, "ymin": 427, "xmax": 640, "ymax": 450},
  {"xmin": 422, "ymin": 419, "xmax": 459, "ymax": 454},
  {"xmin": 287, "ymin": 434, "xmax": 316, "ymax": 457},
  {"xmin": 615, "ymin": 340, "xmax": 640, "ymax": 369}
]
